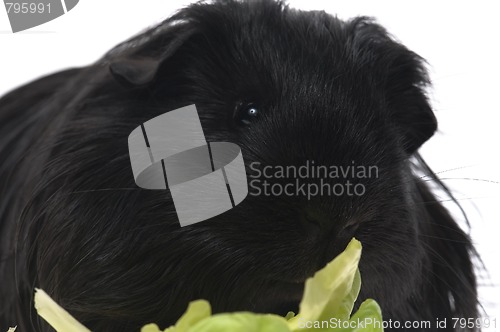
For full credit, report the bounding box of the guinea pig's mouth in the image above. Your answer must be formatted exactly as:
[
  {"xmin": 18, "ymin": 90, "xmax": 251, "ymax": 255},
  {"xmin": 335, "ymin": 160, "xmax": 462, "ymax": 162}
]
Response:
[
  {"xmin": 269, "ymin": 277, "xmax": 307, "ymax": 284},
  {"xmin": 257, "ymin": 279, "xmax": 306, "ymax": 316}
]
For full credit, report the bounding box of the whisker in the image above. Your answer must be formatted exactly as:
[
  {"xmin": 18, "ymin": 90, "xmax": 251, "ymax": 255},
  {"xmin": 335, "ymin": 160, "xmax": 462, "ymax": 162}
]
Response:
[
  {"xmin": 69, "ymin": 188, "xmax": 142, "ymax": 194},
  {"xmin": 430, "ymin": 177, "xmax": 500, "ymax": 185},
  {"xmin": 419, "ymin": 165, "xmax": 476, "ymax": 180}
]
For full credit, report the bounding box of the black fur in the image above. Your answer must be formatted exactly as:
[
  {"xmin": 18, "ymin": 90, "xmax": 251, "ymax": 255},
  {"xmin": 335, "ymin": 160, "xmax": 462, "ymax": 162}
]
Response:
[{"xmin": 0, "ymin": 0, "xmax": 478, "ymax": 331}]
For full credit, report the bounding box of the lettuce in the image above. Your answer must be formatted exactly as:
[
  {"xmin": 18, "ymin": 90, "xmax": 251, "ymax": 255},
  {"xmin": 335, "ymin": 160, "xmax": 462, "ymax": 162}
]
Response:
[
  {"xmin": 34, "ymin": 289, "xmax": 90, "ymax": 332},
  {"xmin": 34, "ymin": 238, "xmax": 383, "ymax": 332}
]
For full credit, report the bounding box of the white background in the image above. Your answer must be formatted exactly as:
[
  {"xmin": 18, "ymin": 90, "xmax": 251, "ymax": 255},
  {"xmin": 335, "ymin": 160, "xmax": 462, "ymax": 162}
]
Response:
[{"xmin": 1, "ymin": 0, "xmax": 499, "ymax": 328}]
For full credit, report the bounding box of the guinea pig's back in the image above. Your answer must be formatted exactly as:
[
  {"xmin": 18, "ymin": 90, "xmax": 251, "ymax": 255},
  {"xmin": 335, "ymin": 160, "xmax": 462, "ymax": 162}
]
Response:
[{"xmin": 0, "ymin": 68, "xmax": 80, "ymax": 326}]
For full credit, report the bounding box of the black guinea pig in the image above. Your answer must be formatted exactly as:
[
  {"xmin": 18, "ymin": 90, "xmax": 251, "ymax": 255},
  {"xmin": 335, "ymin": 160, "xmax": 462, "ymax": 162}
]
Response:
[{"xmin": 0, "ymin": 0, "xmax": 479, "ymax": 331}]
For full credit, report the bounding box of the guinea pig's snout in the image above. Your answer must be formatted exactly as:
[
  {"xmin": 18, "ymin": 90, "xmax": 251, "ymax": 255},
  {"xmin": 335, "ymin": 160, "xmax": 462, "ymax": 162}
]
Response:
[
  {"xmin": 298, "ymin": 204, "xmax": 354, "ymax": 234},
  {"xmin": 297, "ymin": 205, "xmax": 360, "ymax": 265},
  {"xmin": 299, "ymin": 208, "xmax": 331, "ymax": 233}
]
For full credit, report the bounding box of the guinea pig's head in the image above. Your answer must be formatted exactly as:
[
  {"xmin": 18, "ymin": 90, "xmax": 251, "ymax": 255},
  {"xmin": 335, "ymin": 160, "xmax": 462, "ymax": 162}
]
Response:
[{"xmin": 24, "ymin": 0, "xmax": 438, "ymax": 330}]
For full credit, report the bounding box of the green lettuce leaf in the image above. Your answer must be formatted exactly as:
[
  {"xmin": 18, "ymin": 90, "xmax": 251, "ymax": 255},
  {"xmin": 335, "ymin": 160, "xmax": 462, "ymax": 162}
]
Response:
[
  {"xmin": 34, "ymin": 238, "xmax": 383, "ymax": 332},
  {"xmin": 288, "ymin": 238, "xmax": 362, "ymax": 329},
  {"xmin": 34, "ymin": 288, "xmax": 90, "ymax": 332}
]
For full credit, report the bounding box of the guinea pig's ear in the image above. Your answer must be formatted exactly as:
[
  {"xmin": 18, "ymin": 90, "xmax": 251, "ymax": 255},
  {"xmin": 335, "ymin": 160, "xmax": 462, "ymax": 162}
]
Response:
[
  {"xmin": 350, "ymin": 18, "xmax": 437, "ymax": 154},
  {"xmin": 383, "ymin": 46, "xmax": 437, "ymax": 154},
  {"xmin": 109, "ymin": 58, "xmax": 162, "ymax": 87},
  {"xmin": 107, "ymin": 23, "xmax": 197, "ymax": 87}
]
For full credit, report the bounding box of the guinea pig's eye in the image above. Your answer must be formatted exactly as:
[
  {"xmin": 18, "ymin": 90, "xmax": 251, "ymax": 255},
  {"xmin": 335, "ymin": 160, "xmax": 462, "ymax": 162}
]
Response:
[{"xmin": 235, "ymin": 103, "xmax": 259, "ymax": 126}]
